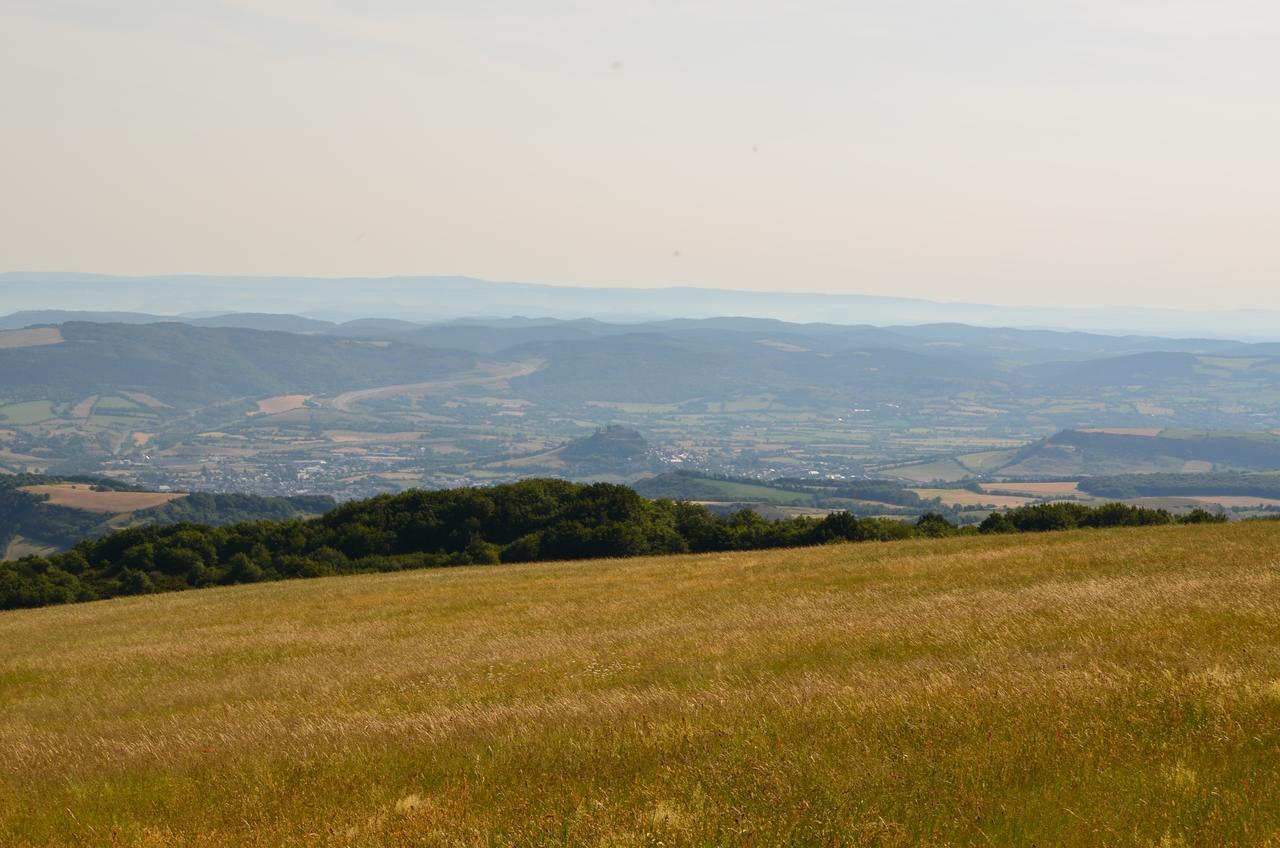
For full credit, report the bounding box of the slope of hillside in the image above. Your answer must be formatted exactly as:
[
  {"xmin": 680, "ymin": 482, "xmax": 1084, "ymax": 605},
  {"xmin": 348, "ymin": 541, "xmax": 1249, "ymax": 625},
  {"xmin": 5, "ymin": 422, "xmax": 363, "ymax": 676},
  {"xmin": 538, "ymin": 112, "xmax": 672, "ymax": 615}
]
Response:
[
  {"xmin": 0, "ymin": 475, "xmax": 335, "ymax": 556},
  {"xmin": 994, "ymin": 429, "xmax": 1280, "ymax": 477},
  {"xmin": 0, "ymin": 321, "xmax": 475, "ymax": 405},
  {"xmin": 4, "ymin": 523, "xmax": 1280, "ymax": 846}
]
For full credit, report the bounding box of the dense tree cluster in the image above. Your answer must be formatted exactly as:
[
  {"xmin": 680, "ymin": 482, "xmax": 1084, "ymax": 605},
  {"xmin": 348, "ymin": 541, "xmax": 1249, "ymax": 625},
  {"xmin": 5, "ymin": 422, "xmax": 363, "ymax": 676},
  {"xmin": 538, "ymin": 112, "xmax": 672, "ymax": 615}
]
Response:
[
  {"xmin": 1, "ymin": 479, "xmax": 1228, "ymax": 611},
  {"xmin": 978, "ymin": 501, "xmax": 1224, "ymax": 534}
]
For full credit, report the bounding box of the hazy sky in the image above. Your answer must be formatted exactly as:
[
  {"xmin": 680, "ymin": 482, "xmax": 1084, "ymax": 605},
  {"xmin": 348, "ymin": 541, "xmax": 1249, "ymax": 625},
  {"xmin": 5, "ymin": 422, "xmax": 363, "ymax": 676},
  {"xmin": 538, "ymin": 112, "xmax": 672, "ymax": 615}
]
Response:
[{"xmin": 3, "ymin": 1, "xmax": 1278, "ymax": 309}]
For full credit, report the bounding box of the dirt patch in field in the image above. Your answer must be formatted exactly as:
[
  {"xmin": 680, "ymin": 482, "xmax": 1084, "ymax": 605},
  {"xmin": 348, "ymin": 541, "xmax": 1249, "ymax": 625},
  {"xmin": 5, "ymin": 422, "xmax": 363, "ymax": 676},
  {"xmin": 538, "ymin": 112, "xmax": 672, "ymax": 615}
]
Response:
[
  {"xmin": 131, "ymin": 432, "xmax": 156, "ymax": 447},
  {"xmin": 0, "ymin": 327, "xmax": 64, "ymax": 349},
  {"xmin": 20, "ymin": 484, "xmax": 186, "ymax": 513}
]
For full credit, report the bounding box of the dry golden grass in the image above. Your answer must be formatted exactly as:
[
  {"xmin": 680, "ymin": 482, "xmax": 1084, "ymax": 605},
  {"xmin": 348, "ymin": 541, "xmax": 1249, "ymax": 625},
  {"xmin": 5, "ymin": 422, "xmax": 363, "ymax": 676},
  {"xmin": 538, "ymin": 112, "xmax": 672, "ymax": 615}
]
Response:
[
  {"xmin": 980, "ymin": 481, "xmax": 1085, "ymax": 497},
  {"xmin": 0, "ymin": 327, "xmax": 63, "ymax": 349},
  {"xmin": 70, "ymin": 394, "xmax": 99, "ymax": 418},
  {"xmin": 1184, "ymin": 495, "xmax": 1280, "ymax": 508},
  {"xmin": 1077, "ymin": 427, "xmax": 1165, "ymax": 437},
  {"xmin": 5, "ymin": 524, "xmax": 1280, "ymax": 846},
  {"xmin": 252, "ymin": 394, "xmax": 313, "ymax": 415},
  {"xmin": 911, "ymin": 487, "xmax": 1034, "ymax": 507},
  {"xmin": 19, "ymin": 483, "xmax": 186, "ymax": 513}
]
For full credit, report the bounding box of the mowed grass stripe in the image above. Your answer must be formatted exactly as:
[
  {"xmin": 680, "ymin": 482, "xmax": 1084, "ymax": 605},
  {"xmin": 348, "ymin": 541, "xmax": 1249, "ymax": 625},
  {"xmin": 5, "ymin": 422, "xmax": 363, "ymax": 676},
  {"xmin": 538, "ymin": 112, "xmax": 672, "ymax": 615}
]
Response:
[{"xmin": 3, "ymin": 524, "xmax": 1280, "ymax": 846}]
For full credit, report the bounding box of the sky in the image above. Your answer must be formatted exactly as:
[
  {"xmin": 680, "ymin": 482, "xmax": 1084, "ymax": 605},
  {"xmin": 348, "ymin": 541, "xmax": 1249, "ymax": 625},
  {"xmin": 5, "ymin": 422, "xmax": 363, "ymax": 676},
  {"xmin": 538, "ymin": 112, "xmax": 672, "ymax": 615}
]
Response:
[{"xmin": 2, "ymin": 0, "xmax": 1278, "ymax": 310}]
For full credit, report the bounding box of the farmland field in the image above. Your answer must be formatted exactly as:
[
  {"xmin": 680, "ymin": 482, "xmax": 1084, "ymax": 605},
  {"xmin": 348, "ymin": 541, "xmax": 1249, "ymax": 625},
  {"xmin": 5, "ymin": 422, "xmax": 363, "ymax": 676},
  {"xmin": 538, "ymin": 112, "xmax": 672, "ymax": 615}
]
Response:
[
  {"xmin": 252, "ymin": 394, "xmax": 312, "ymax": 415},
  {"xmin": 1, "ymin": 536, "xmax": 58, "ymax": 560},
  {"xmin": 0, "ymin": 401, "xmax": 56, "ymax": 425},
  {"xmin": 879, "ymin": 457, "xmax": 972, "ymax": 483},
  {"xmin": 910, "ymin": 487, "xmax": 1034, "ymax": 508},
  {"xmin": 7, "ymin": 523, "xmax": 1280, "ymax": 846},
  {"xmin": 979, "ymin": 481, "xmax": 1086, "ymax": 497},
  {"xmin": 0, "ymin": 327, "xmax": 63, "ymax": 349},
  {"xmin": 19, "ymin": 484, "xmax": 186, "ymax": 513},
  {"xmin": 1184, "ymin": 495, "xmax": 1280, "ymax": 508}
]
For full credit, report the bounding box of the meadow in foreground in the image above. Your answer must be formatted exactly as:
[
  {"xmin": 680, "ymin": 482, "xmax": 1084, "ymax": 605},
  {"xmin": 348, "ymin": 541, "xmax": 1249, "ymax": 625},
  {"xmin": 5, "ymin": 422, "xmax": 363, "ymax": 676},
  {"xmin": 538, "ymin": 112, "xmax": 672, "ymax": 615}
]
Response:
[{"xmin": 4, "ymin": 523, "xmax": 1280, "ymax": 846}]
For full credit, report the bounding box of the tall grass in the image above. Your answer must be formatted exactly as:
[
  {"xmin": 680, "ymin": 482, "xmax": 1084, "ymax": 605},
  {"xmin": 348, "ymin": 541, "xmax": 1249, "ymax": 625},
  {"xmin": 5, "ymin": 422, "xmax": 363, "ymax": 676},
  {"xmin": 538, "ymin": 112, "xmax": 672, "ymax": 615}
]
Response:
[{"xmin": 3, "ymin": 523, "xmax": 1280, "ymax": 846}]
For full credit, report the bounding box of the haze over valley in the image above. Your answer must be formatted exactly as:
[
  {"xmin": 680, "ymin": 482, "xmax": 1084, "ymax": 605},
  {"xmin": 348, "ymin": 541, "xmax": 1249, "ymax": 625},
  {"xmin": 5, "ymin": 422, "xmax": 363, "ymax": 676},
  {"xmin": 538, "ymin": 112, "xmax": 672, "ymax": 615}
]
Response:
[
  {"xmin": 3, "ymin": 292, "xmax": 1280, "ymax": 528},
  {"xmin": 8, "ymin": 2, "xmax": 1280, "ymax": 844}
]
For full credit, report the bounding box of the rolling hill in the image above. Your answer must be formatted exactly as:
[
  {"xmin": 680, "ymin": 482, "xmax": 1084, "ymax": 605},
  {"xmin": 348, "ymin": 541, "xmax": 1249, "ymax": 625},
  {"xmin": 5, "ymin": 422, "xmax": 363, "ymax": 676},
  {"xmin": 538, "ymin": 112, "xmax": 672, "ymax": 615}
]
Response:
[
  {"xmin": 990, "ymin": 429, "xmax": 1280, "ymax": 477},
  {"xmin": 0, "ymin": 321, "xmax": 475, "ymax": 406},
  {"xmin": 3, "ymin": 316, "xmax": 1280, "ymax": 495},
  {"xmin": 3, "ymin": 522, "xmax": 1279, "ymax": 845}
]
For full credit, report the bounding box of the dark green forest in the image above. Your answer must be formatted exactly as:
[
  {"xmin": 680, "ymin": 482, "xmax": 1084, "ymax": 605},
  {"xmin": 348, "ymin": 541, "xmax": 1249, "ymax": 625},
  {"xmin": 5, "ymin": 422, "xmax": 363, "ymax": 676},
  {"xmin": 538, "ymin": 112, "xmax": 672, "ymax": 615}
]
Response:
[
  {"xmin": 1, "ymin": 479, "xmax": 1223, "ymax": 611},
  {"xmin": 1078, "ymin": 472, "xmax": 1280, "ymax": 500}
]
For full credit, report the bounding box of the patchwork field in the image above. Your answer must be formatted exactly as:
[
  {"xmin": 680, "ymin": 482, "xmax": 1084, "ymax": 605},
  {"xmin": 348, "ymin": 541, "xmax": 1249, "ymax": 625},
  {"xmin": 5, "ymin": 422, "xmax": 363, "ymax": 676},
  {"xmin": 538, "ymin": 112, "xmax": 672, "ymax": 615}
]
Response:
[
  {"xmin": 18, "ymin": 484, "xmax": 186, "ymax": 513},
  {"xmin": 6, "ymin": 523, "xmax": 1280, "ymax": 846}
]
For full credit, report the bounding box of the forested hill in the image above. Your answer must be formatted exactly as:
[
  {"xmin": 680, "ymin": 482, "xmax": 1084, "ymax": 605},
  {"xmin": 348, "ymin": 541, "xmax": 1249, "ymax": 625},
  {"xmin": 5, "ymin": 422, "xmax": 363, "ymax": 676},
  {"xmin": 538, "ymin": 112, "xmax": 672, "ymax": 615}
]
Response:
[
  {"xmin": 1, "ymin": 479, "xmax": 1224, "ymax": 611},
  {"xmin": 0, "ymin": 475, "xmax": 334, "ymax": 556},
  {"xmin": 0, "ymin": 321, "xmax": 475, "ymax": 405}
]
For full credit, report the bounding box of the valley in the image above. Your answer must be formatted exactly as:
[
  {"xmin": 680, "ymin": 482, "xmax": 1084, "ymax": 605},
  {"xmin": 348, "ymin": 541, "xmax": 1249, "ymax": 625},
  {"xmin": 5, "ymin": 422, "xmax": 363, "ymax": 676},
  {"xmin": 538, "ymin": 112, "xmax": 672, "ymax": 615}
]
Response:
[{"xmin": 2, "ymin": 316, "xmax": 1280, "ymax": 505}]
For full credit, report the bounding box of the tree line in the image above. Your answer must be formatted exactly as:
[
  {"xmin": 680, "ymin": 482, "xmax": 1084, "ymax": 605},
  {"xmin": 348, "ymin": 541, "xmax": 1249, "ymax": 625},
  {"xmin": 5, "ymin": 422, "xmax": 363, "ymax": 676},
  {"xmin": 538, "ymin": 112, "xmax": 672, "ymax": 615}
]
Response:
[
  {"xmin": 1077, "ymin": 472, "xmax": 1280, "ymax": 501},
  {"xmin": 1, "ymin": 479, "xmax": 1225, "ymax": 611}
]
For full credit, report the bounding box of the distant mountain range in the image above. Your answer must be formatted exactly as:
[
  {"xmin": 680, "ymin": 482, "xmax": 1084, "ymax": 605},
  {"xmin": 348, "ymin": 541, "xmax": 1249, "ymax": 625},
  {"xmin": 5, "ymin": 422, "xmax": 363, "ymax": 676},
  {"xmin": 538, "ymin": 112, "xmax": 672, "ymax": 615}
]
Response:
[
  {"xmin": 3, "ymin": 272, "xmax": 1279, "ymax": 340},
  {"xmin": 3, "ymin": 314, "xmax": 1279, "ymax": 410}
]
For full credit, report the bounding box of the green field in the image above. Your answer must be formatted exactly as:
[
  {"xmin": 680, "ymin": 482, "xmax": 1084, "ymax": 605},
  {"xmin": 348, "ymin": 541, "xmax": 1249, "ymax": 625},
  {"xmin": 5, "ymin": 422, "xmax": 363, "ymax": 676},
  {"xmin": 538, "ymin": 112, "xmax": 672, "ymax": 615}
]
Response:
[
  {"xmin": 0, "ymin": 401, "xmax": 56, "ymax": 425},
  {"xmin": 685, "ymin": 477, "xmax": 815, "ymax": 504},
  {"xmin": 5, "ymin": 523, "xmax": 1280, "ymax": 845},
  {"xmin": 92, "ymin": 394, "xmax": 140, "ymax": 410}
]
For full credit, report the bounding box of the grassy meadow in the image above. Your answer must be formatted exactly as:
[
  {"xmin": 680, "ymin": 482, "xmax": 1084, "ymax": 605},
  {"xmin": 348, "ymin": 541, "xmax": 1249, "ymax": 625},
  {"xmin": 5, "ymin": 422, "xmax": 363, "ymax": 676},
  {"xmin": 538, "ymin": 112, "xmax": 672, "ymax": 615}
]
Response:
[{"xmin": 5, "ymin": 523, "xmax": 1280, "ymax": 846}]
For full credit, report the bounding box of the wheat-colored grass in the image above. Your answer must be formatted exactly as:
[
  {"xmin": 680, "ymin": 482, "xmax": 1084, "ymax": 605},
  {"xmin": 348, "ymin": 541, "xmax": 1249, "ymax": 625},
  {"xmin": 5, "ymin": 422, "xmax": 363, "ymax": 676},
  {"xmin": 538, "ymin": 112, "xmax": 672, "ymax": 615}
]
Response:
[
  {"xmin": 979, "ymin": 481, "xmax": 1086, "ymax": 497},
  {"xmin": 251, "ymin": 394, "xmax": 313, "ymax": 416},
  {"xmin": 4, "ymin": 524, "xmax": 1280, "ymax": 846},
  {"xmin": 18, "ymin": 483, "xmax": 186, "ymax": 513},
  {"xmin": 911, "ymin": 487, "xmax": 1034, "ymax": 507},
  {"xmin": 0, "ymin": 327, "xmax": 63, "ymax": 349}
]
